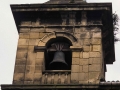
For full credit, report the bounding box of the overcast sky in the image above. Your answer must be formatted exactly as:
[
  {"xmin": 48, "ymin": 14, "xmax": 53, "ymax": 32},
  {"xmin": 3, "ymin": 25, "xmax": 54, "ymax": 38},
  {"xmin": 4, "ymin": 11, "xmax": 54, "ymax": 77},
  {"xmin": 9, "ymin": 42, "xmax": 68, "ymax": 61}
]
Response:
[{"xmin": 0, "ymin": 0, "xmax": 120, "ymax": 89}]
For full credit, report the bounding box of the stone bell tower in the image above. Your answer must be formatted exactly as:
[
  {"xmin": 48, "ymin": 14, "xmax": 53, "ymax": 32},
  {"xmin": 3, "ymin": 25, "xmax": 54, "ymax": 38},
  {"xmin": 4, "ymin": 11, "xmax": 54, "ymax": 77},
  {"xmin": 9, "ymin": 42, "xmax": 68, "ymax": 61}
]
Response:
[{"xmin": 1, "ymin": 0, "xmax": 117, "ymax": 89}]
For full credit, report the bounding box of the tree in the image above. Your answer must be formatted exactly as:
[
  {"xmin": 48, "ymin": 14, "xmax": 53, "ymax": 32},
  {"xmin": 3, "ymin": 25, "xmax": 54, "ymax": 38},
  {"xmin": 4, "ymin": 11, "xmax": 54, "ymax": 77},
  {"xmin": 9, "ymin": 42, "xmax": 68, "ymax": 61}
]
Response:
[{"xmin": 113, "ymin": 12, "xmax": 119, "ymax": 42}]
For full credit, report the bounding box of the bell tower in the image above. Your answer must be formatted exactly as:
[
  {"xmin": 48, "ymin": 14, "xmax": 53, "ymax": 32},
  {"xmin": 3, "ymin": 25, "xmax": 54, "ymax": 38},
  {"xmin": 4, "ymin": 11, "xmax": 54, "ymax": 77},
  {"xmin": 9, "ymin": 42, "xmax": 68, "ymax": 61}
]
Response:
[{"xmin": 1, "ymin": 0, "xmax": 117, "ymax": 90}]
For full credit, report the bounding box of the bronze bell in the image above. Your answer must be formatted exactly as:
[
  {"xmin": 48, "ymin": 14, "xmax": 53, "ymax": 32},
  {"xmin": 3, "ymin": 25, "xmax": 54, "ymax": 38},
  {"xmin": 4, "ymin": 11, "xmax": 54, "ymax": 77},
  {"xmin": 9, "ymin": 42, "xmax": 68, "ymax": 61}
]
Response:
[{"xmin": 49, "ymin": 51, "xmax": 68, "ymax": 70}]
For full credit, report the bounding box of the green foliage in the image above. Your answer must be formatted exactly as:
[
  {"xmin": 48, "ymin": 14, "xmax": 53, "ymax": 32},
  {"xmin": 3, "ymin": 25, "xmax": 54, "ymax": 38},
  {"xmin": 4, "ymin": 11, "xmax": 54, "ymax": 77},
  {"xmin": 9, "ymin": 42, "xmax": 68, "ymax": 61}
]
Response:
[{"xmin": 113, "ymin": 12, "xmax": 119, "ymax": 42}]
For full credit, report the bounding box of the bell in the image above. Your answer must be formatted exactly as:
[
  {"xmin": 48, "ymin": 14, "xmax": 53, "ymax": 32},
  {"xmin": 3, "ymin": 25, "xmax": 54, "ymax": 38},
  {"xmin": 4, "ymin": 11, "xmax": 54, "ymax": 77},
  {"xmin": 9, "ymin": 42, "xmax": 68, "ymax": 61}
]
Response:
[{"xmin": 49, "ymin": 51, "xmax": 68, "ymax": 70}]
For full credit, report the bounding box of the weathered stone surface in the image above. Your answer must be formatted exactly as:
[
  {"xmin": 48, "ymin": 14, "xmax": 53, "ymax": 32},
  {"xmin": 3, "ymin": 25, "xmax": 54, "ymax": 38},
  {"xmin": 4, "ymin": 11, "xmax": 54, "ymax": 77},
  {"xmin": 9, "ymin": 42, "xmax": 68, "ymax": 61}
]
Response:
[
  {"xmin": 80, "ymin": 32, "xmax": 90, "ymax": 39},
  {"xmin": 71, "ymin": 65, "xmax": 79, "ymax": 72},
  {"xmin": 91, "ymin": 39, "xmax": 101, "ymax": 44},
  {"xmin": 18, "ymin": 39, "xmax": 29, "ymax": 45},
  {"xmin": 35, "ymin": 58, "xmax": 44, "ymax": 65},
  {"xmin": 36, "ymin": 52, "xmax": 44, "ymax": 59},
  {"xmin": 72, "ymin": 52, "xmax": 79, "ymax": 58},
  {"xmin": 34, "ymin": 73, "xmax": 42, "ymax": 81},
  {"xmin": 92, "ymin": 45, "xmax": 101, "ymax": 51},
  {"xmin": 92, "ymin": 32, "xmax": 101, "ymax": 38},
  {"xmin": 89, "ymin": 72, "xmax": 100, "ymax": 83},
  {"xmin": 29, "ymin": 39, "xmax": 40, "ymax": 45},
  {"xmin": 83, "ymin": 46, "xmax": 90, "ymax": 51},
  {"xmin": 30, "ymin": 33, "xmax": 39, "ymax": 39},
  {"xmin": 83, "ymin": 39, "xmax": 90, "ymax": 45},
  {"xmin": 79, "ymin": 73, "xmax": 85, "ymax": 81},
  {"xmin": 25, "ymin": 73, "xmax": 34, "ymax": 81},
  {"xmin": 16, "ymin": 51, "xmax": 27, "ymax": 59},
  {"xmin": 19, "ymin": 33, "xmax": 29, "ymax": 39},
  {"xmin": 13, "ymin": 73, "xmax": 24, "ymax": 81},
  {"xmin": 71, "ymin": 73, "xmax": 79, "ymax": 83},
  {"xmin": 83, "ymin": 52, "xmax": 89, "ymax": 58},
  {"xmin": 79, "ymin": 59, "xmax": 88, "ymax": 65},
  {"xmin": 15, "ymin": 58, "xmax": 26, "ymax": 65},
  {"xmin": 35, "ymin": 65, "xmax": 42, "ymax": 73},
  {"xmin": 83, "ymin": 65, "xmax": 88, "ymax": 72},
  {"xmin": 89, "ymin": 52, "xmax": 101, "ymax": 57},
  {"xmin": 25, "ymin": 65, "xmax": 35, "ymax": 73},
  {"xmin": 14, "ymin": 65, "xmax": 25, "ymax": 73},
  {"xmin": 26, "ymin": 52, "xmax": 36, "ymax": 65},
  {"xmin": 79, "ymin": 65, "xmax": 83, "ymax": 72},
  {"xmin": 72, "ymin": 58, "xmax": 79, "ymax": 65},
  {"xmin": 89, "ymin": 64, "xmax": 101, "ymax": 71}
]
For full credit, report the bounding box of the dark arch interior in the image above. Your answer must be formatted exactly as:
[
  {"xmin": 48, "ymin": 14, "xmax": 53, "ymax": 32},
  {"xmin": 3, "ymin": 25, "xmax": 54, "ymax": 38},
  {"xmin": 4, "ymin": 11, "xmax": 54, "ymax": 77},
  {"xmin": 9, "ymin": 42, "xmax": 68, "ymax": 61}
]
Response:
[{"xmin": 45, "ymin": 37, "xmax": 72, "ymax": 70}]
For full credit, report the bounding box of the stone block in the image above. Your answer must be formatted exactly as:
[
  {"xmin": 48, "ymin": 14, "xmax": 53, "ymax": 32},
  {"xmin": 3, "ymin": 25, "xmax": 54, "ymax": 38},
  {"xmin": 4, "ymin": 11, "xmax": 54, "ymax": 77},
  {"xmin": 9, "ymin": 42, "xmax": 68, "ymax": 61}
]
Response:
[
  {"xmin": 28, "ymin": 46, "xmax": 34, "ymax": 52},
  {"xmin": 39, "ymin": 33, "xmax": 46, "ymax": 38},
  {"xmin": 92, "ymin": 32, "xmax": 101, "ymax": 38},
  {"xmin": 79, "ymin": 52, "xmax": 83, "ymax": 58},
  {"xmin": 24, "ymin": 81, "xmax": 33, "ymax": 84},
  {"xmin": 30, "ymin": 33, "xmax": 39, "ymax": 39},
  {"xmin": 35, "ymin": 58, "xmax": 44, "ymax": 65},
  {"xmin": 83, "ymin": 52, "xmax": 89, "ymax": 58},
  {"xmin": 80, "ymin": 32, "xmax": 90, "ymax": 39},
  {"xmin": 72, "ymin": 52, "xmax": 79, "ymax": 58},
  {"xmin": 15, "ymin": 58, "xmax": 26, "ymax": 65},
  {"xmin": 14, "ymin": 65, "xmax": 25, "ymax": 73},
  {"xmin": 29, "ymin": 39, "xmax": 40, "ymax": 45},
  {"xmin": 79, "ymin": 73, "xmax": 85, "ymax": 81},
  {"xmin": 91, "ymin": 39, "xmax": 101, "ymax": 44},
  {"xmin": 84, "ymin": 73, "xmax": 89, "ymax": 81},
  {"xmin": 79, "ymin": 59, "xmax": 88, "ymax": 65},
  {"xmin": 18, "ymin": 39, "xmax": 29, "ymax": 45},
  {"xmin": 36, "ymin": 52, "xmax": 44, "ymax": 59},
  {"xmin": 16, "ymin": 51, "xmax": 27, "ymax": 59},
  {"xmin": 71, "ymin": 65, "xmax": 79, "ymax": 72},
  {"xmin": 83, "ymin": 46, "xmax": 90, "ymax": 51},
  {"xmin": 72, "ymin": 58, "xmax": 79, "ymax": 65},
  {"xmin": 25, "ymin": 73, "xmax": 34, "ymax": 81},
  {"xmin": 83, "ymin": 65, "xmax": 88, "ymax": 72},
  {"xmin": 31, "ymin": 28, "xmax": 45, "ymax": 32},
  {"xmin": 79, "ymin": 66, "xmax": 83, "ymax": 72},
  {"xmin": 89, "ymin": 52, "xmax": 101, "ymax": 57},
  {"xmin": 79, "ymin": 81, "xmax": 88, "ymax": 84},
  {"xmin": 17, "ymin": 46, "xmax": 28, "ymax": 51},
  {"xmin": 92, "ymin": 45, "xmax": 101, "ymax": 51},
  {"xmin": 19, "ymin": 28, "xmax": 30, "ymax": 33},
  {"xmin": 83, "ymin": 39, "xmax": 90, "ymax": 45},
  {"xmin": 89, "ymin": 72, "xmax": 100, "ymax": 83},
  {"xmin": 13, "ymin": 73, "xmax": 24, "ymax": 81},
  {"xmin": 35, "ymin": 65, "xmax": 42, "ymax": 73},
  {"xmin": 13, "ymin": 80, "xmax": 24, "ymax": 84},
  {"xmin": 19, "ymin": 33, "xmax": 29, "ymax": 39},
  {"xmin": 71, "ymin": 73, "xmax": 79, "ymax": 83},
  {"xmin": 34, "ymin": 73, "xmax": 42, "ymax": 81},
  {"xmin": 89, "ymin": 64, "xmax": 101, "ymax": 71},
  {"xmin": 21, "ymin": 21, "xmax": 31, "ymax": 26},
  {"xmin": 26, "ymin": 52, "xmax": 36, "ymax": 65},
  {"xmin": 89, "ymin": 58, "xmax": 101, "ymax": 64},
  {"xmin": 25, "ymin": 65, "xmax": 35, "ymax": 73}
]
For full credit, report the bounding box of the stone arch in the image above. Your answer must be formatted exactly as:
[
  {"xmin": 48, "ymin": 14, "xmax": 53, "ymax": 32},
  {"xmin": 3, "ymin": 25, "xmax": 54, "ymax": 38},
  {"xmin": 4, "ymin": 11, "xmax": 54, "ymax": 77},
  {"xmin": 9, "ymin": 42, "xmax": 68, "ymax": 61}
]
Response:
[{"xmin": 38, "ymin": 32, "xmax": 77, "ymax": 46}]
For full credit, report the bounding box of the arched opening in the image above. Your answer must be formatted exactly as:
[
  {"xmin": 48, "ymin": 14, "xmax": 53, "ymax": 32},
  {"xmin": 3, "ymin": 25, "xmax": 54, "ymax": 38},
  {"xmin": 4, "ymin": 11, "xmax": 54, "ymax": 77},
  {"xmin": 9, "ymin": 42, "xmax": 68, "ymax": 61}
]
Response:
[{"xmin": 45, "ymin": 37, "xmax": 72, "ymax": 70}]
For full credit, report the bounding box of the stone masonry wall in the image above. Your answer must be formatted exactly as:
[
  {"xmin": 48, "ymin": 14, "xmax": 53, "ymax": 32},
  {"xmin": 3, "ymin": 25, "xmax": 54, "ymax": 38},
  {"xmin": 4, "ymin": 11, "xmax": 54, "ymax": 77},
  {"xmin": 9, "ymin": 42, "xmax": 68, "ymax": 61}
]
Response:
[{"xmin": 13, "ymin": 11, "xmax": 103, "ymax": 85}]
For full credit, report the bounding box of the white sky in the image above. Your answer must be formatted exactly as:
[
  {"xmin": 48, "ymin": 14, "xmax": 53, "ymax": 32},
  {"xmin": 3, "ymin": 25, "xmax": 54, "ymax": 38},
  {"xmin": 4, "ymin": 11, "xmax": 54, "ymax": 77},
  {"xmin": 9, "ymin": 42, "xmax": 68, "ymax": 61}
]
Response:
[{"xmin": 0, "ymin": 0, "xmax": 120, "ymax": 89}]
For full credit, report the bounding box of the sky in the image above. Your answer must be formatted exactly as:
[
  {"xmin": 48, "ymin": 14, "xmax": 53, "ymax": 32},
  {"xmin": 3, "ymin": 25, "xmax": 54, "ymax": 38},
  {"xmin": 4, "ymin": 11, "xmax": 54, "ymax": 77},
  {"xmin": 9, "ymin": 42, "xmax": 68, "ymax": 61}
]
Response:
[{"xmin": 0, "ymin": 0, "xmax": 120, "ymax": 89}]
